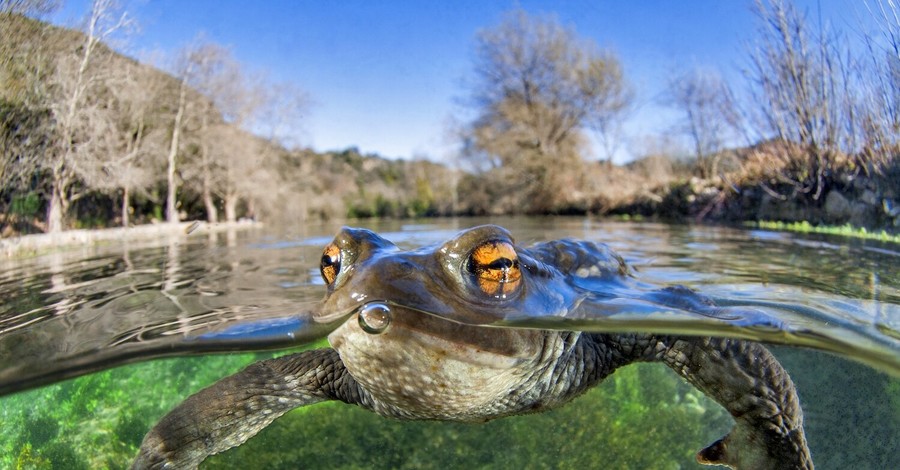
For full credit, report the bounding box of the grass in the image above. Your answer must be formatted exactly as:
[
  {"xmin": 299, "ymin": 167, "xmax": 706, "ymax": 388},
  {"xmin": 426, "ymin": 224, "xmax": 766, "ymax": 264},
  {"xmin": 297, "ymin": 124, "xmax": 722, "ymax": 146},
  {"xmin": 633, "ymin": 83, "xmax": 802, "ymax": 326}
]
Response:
[
  {"xmin": 611, "ymin": 214, "xmax": 645, "ymax": 222},
  {"xmin": 748, "ymin": 220, "xmax": 900, "ymax": 244}
]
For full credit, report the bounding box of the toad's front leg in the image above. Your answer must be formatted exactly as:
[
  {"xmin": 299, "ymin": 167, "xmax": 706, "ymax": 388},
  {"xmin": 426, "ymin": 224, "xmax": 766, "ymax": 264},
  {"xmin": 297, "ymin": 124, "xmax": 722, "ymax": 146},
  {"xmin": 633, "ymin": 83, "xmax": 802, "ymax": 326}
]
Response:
[{"xmin": 132, "ymin": 348, "xmax": 359, "ymax": 469}]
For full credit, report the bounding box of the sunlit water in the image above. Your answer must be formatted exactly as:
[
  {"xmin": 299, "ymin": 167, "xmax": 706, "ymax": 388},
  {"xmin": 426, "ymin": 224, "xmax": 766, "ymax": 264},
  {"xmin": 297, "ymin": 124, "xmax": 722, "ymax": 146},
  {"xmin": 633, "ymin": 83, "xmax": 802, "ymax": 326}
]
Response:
[{"xmin": 1, "ymin": 217, "xmax": 897, "ymax": 469}]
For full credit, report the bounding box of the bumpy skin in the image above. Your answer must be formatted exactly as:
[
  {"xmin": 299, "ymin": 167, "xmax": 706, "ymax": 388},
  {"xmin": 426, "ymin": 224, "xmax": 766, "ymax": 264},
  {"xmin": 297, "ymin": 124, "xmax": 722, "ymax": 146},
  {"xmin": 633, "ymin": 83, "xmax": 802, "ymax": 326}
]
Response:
[{"xmin": 133, "ymin": 226, "xmax": 812, "ymax": 469}]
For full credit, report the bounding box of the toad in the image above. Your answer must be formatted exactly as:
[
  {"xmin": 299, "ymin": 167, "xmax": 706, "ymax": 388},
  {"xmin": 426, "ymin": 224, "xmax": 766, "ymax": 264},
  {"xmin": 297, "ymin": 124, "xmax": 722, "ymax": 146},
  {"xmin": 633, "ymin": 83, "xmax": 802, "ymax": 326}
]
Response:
[{"xmin": 134, "ymin": 225, "xmax": 812, "ymax": 469}]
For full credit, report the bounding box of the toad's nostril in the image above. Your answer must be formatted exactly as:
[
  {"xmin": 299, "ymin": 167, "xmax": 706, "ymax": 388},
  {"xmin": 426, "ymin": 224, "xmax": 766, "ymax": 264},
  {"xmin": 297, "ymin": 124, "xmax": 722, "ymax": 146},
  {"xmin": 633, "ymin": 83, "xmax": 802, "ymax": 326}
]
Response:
[{"xmin": 358, "ymin": 301, "xmax": 392, "ymax": 334}]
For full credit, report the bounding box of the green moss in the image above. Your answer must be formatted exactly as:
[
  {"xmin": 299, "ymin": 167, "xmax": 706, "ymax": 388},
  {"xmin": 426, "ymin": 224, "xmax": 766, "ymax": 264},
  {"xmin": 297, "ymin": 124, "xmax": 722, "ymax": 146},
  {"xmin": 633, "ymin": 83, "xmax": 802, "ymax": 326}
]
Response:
[{"xmin": 748, "ymin": 220, "xmax": 900, "ymax": 244}]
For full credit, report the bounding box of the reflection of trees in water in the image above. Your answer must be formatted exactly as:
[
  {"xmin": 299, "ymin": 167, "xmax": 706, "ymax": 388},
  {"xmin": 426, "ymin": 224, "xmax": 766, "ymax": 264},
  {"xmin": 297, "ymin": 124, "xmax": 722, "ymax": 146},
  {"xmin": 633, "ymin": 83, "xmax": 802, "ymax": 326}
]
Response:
[
  {"xmin": 0, "ymin": 228, "xmax": 325, "ymax": 393},
  {"xmin": 161, "ymin": 235, "xmax": 189, "ymax": 335},
  {"xmin": 616, "ymin": 224, "xmax": 900, "ymax": 304}
]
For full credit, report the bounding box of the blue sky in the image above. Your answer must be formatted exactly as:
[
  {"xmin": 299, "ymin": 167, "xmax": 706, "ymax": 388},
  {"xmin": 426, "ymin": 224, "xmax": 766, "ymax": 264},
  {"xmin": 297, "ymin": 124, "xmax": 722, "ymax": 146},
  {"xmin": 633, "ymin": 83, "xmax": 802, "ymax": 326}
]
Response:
[{"xmin": 50, "ymin": 0, "xmax": 872, "ymax": 163}]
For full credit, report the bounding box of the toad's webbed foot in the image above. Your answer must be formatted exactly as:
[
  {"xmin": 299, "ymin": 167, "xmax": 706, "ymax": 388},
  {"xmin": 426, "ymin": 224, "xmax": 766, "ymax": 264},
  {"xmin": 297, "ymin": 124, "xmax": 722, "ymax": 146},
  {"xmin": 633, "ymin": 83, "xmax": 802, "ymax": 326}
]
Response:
[{"xmin": 132, "ymin": 349, "xmax": 358, "ymax": 469}]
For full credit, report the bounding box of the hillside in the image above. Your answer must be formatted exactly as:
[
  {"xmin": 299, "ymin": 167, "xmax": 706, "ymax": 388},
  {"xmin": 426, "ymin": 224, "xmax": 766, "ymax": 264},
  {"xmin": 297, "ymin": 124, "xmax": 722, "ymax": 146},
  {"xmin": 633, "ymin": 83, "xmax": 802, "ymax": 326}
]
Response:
[
  {"xmin": 2, "ymin": 12, "xmax": 898, "ymax": 236},
  {"xmin": 0, "ymin": 13, "xmax": 463, "ymax": 234}
]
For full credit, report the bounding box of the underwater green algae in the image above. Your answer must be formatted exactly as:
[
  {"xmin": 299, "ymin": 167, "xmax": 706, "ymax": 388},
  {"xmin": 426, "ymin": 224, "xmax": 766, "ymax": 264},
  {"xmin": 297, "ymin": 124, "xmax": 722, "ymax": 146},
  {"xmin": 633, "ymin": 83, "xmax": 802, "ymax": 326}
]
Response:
[
  {"xmin": 0, "ymin": 353, "xmax": 266, "ymax": 469},
  {"xmin": 2, "ymin": 356, "xmax": 729, "ymax": 470}
]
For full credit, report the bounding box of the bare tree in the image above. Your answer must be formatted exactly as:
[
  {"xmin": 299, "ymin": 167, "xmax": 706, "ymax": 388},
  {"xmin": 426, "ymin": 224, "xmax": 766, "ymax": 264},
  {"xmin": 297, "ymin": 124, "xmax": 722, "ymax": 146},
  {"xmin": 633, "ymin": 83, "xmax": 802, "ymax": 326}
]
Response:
[
  {"xmin": 174, "ymin": 41, "xmax": 257, "ymax": 223},
  {"xmin": 745, "ymin": 0, "xmax": 847, "ymax": 199},
  {"xmin": 206, "ymin": 124, "xmax": 275, "ymax": 222},
  {"xmin": 165, "ymin": 58, "xmax": 190, "ymax": 224},
  {"xmin": 160, "ymin": 38, "xmax": 237, "ymax": 224},
  {"xmin": 461, "ymin": 10, "xmax": 631, "ymax": 212},
  {"xmin": 171, "ymin": 39, "xmax": 299, "ymax": 224},
  {"xmin": 664, "ymin": 67, "xmax": 742, "ymax": 179},
  {"xmin": 243, "ymin": 81, "xmax": 310, "ymax": 221},
  {"xmin": 37, "ymin": 0, "xmax": 132, "ymax": 232},
  {"xmin": 172, "ymin": 40, "xmax": 231, "ymax": 223},
  {"xmin": 78, "ymin": 61, "xmax": 163, "ymax": 226},
  {"xmin": 256, "ymin": 80, "xmax": 311, "ymax": 150},
  {"xmin": 210, "ymin": 75, "xmax": 277, "ymax": 223},
  {"xmin": 857, "ymin": 0, "xmax": 900, "ymax": 174},
  {"xmin": 158, "ymin": 35, "xmax": 312, "ymax": 225}
]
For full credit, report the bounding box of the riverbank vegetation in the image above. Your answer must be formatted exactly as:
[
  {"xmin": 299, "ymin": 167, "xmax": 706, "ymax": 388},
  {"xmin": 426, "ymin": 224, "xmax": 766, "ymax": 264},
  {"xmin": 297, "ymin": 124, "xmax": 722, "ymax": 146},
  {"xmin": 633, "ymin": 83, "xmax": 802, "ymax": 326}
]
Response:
[
  {"xmin": 2, "ymin": 0, "xmax": 898, "ymax": 237},
  {"xmin": 750, "ymin": 220, "xmax": 900, "ymax": 244}
]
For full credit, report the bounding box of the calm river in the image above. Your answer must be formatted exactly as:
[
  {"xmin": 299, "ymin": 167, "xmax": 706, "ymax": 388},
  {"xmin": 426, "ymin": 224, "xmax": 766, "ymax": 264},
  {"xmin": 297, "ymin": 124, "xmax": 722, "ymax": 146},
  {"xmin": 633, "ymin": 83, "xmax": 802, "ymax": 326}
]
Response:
[{"xmin": 0, "ymin": 217, "xmax": 897, "ymax": 469}]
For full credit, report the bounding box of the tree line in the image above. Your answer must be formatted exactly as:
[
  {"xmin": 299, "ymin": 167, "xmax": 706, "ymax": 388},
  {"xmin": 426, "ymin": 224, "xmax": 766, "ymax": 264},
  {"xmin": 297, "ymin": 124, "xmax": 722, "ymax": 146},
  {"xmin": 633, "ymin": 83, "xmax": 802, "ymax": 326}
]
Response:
[
  {"xmin": 2, "ymin": 0, "xmax": 898, "ymax": 236},
  {"xmin": 458, "ymin": 1, "xmax": 898, "ymax": 215}
]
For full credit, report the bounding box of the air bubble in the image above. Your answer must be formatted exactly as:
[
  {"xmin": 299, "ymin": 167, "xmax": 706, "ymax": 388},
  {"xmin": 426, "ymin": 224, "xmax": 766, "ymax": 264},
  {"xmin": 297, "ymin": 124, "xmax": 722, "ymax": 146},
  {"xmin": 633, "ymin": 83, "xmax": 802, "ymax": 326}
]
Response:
[{"xmin": 358, "ymin": 302, "xmax": 392, "ymax": 334}]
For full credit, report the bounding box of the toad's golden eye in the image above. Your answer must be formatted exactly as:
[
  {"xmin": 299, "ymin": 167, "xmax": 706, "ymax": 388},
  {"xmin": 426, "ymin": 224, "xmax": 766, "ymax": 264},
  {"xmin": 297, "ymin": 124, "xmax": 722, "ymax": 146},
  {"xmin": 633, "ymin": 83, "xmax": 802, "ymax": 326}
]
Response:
[
  {"xmin": 467, "ymin": 240, "xmax": 522, "ymax": 298},
  {"xmin": 320, "ymin": 243, "xmax": 341, "ymax": 285}
]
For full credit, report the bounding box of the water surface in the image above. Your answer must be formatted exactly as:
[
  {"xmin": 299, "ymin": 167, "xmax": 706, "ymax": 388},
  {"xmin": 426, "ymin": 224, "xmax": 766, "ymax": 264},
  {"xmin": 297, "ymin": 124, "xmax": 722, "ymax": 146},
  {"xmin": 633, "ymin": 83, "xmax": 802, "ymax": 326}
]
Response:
[{"xmin": 0, "ymin": 217, "xmax": 897, "ymax": 469}]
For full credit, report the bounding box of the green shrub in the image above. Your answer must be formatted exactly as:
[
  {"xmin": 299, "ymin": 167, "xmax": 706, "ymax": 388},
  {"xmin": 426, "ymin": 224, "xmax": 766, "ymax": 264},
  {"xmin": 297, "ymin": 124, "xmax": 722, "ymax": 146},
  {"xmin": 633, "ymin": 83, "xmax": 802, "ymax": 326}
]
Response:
[{"xmin": 9, "ymin": 193, "xmax": 40, "ymax": 218}]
